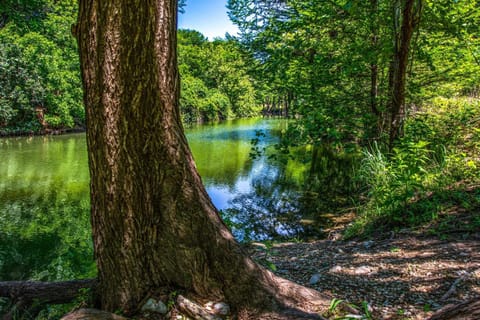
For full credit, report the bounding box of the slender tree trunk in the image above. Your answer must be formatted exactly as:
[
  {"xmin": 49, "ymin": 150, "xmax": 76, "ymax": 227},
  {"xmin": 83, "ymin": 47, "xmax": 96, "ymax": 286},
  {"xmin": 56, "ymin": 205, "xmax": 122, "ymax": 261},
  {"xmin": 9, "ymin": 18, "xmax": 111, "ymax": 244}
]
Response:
[
  {"xmin": 370, "ymin": 65, "xmax": 379, "ymax": 117},
  {"xmin": 388, "ymin": 0, "xmax": 420, "ymax": 149},
  {"xmin": 368, "ymin": 0, "xmax": 382, "ymax": 140},
  {"xmin": 75, "ymin": 0, "xmax": 329, "ymax": 317},
  {"xmin": 370, "ymin": 0, "xmax": 379, "ymax": 118},
  {"xmin": 286, "ymin": 91, "xmax": 292, "ymax": 118}
]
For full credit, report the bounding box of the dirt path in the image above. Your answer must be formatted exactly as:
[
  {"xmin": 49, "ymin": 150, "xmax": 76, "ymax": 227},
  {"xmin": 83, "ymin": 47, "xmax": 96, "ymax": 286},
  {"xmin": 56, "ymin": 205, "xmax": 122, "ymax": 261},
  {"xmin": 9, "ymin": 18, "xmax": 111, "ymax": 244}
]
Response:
[{"xmin": 250, "ymin": 232, "xmax": 480, "ymax": 319}]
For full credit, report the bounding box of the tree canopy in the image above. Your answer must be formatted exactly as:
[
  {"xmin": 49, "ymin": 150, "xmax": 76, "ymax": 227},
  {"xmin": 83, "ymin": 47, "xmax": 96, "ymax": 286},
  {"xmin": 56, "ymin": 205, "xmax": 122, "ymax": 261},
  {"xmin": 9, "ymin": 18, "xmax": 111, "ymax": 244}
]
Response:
[{"xmin": 228, "ymin": 0, "xmax": 480, "ymax": 146}]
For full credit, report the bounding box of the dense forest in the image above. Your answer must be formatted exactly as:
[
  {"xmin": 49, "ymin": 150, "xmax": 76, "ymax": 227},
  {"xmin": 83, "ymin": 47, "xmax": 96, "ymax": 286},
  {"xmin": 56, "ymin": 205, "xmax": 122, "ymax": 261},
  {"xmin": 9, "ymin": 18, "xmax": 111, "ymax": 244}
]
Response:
[{"xmin": 1, "ymin": 0, "xmax": 480, "ymax": 319}]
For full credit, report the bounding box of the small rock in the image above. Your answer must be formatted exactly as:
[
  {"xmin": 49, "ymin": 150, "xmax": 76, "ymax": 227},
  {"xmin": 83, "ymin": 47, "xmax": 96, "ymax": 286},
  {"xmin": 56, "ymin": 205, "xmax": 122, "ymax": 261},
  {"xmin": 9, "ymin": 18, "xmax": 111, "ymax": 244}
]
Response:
[
  {"xmin": 309, "ymin": 273, "xmax": 322, "ymax": 285},
  {"xmin": 213, "ymin": 302, "xmax": 230, "ymax": 315},
  {"xmin": 354, "ymin": 266, "xmax": 372, "ymax": 275},
  {"xmin": 329, "ymin": 265, "xmax": 343, "ymax": 273},
  {"xmin": 363, "ymin": 240, "xmax": 374, "ymax": 249},
  {"xmin": 141, "ymin": 298, "xmax": 168, "ymax": 314}
]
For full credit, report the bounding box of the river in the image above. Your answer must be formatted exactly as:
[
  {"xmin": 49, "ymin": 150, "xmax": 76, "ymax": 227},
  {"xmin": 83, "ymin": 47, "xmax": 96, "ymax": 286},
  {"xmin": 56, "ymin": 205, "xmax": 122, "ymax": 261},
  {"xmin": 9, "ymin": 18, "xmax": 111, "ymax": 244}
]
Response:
[{"xmin": 1, "ymin": 118, "xmax": 332, "ymax": 281}]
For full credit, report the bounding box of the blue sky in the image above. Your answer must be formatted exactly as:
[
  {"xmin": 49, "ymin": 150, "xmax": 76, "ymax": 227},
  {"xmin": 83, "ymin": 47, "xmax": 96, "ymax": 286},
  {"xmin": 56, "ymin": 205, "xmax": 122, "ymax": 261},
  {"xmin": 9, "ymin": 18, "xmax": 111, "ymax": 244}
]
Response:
[{"xmin": 178, "ymin": 0, "xmax": 239, "ymax": 40}]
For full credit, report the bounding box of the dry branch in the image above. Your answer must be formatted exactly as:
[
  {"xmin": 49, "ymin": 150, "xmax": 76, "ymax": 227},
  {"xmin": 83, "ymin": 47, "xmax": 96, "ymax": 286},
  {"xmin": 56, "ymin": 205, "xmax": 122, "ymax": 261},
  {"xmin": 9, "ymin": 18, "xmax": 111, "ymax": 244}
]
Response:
[
  {"xmin": 428, "ymin": 298, "xmax": 480, "ymax": 320},
  {"xmin": 441, "ymin": 268, "xmax": 480, "ymax": 301}
]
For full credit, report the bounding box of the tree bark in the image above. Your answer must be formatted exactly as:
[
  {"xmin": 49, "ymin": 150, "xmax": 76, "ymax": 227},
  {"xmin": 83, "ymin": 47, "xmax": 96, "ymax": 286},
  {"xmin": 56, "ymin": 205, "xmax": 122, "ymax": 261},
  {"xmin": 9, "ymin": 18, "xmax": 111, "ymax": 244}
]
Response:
[
  {"xmin": 75, "ymin": 0, "xmax": 329, "ymax": 317},
  {"xmin": 0, "ymin": 280, "xmax": 96, "ymax": 305},
  {"xmin": 370, "ymin": 0, "xmax": 380, "ymax": 118},
  {"xmin": 61, "ymin": 309, "xmax": 128, "ymax": 320},
  {"xmin": 388, "ymin": 0, "xmax": 421, "ymax": 149}
]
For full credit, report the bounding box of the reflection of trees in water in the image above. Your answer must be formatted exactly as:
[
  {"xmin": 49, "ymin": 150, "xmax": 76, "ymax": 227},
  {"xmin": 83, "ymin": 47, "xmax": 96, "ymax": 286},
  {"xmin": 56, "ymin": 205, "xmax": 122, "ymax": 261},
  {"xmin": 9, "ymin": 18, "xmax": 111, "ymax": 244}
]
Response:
[
  {"xmin": 303, "ymin": 145, "xmax": 360, "ymax": 213},
  {"xmin": 0, "ymin": 135, "xmax": 94, "ymax": 281},
  {"xmin": 188, "ymin": 118, "xmax": 282, "ymax": 188},
  {"xmin": 223, "ymin": 145, "xmax": 360, "ymax": 242},
  {"xmin": 222, "ymin": 171, "xmax": 304, "ymax": 242},
  {"xmin": 0, "ymin": 186, "xmax": 94, "ymax": 281},
  {"xmin": 190, "ymin": 138, "xmax": 254, "ymax": 188}
]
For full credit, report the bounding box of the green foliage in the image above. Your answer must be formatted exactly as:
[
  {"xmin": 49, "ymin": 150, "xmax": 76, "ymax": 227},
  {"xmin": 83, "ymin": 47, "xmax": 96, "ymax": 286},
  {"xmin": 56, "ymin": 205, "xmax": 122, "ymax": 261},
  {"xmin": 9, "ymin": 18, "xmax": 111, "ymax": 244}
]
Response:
[
  {"xmin": 347, "ymin": 98, "xmax": 480, "ymax": 237},
  {"xmin": 0, "ymin": 0, "xmax": 51, "ymax": 31},
  {"xmin": 324, "ymin": 298, "xmax": 374, "ymax": 320},
  {"xmin": 178, "ymin": 29, "xmax": 261, "ymax": 124},
  {"xmin": 0, "ymin": 0, "xmax": 83, "ymax": 134},
  {"xmin": 0, "ymin": 6, "xmax": 261, "ymax": 134},
  {"xmin": 229, "ymin": 0, "xmax": 480, "ymax": 146},
  {"xmin": 327, "ymin": 298, "xmax": 344, "ymax": 314}
]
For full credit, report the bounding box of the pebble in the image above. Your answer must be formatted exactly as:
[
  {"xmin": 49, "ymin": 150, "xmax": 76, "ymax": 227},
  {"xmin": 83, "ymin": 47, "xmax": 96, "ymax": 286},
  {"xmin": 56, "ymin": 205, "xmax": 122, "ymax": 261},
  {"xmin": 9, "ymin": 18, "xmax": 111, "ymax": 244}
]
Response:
[
  {"xmin": 363, "ymin": 240, "xmax": 374, "ymax": 249},
  {"xmin": 354, "ymin": 266, "xmax": 372, "ymax": 275},
  {"xmin": 309, "ymin": 273, "xmax": 322, "ymax": 285},
  {"xmin": 213, "ymin": 302, "xmax": 230, "ymax": 315},
  {"xmin": 141, "ymin": 298, "xmax": 168, "ymax": 314},
  {"xmin": 329, "ymin": 265, "xmax": 343, "ymax": 273}
]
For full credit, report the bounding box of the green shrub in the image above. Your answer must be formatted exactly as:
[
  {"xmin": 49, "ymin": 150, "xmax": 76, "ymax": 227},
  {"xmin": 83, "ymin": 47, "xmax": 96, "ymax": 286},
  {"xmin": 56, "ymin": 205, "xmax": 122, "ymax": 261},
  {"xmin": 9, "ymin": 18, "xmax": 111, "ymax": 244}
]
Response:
[{"xmin": 347, "ymin": 97, "xmax": 480, "ymax": 237}]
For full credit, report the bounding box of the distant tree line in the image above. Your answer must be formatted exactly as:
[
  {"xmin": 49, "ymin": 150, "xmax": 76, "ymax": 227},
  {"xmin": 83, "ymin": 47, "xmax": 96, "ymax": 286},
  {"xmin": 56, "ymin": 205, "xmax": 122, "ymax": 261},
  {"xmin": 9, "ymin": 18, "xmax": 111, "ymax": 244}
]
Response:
[
  {"xmin": 0, "ymin": 0, "xmax": 83, "ymax": 134},
  {"xmin": 0, "ymin": 0, "xmax": 261, "ymax": 135},
  {"xmin": 178, "ymin": 29, "xmax": 261, "ymax": 124}
]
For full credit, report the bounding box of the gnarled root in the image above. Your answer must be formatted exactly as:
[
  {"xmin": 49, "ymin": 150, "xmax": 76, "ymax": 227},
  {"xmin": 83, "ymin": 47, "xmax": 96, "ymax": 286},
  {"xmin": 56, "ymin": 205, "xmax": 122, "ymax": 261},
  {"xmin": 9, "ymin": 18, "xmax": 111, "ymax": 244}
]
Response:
[{"xmin": 428, "ymin": 298, "xmax": 480, "ymax": 320}]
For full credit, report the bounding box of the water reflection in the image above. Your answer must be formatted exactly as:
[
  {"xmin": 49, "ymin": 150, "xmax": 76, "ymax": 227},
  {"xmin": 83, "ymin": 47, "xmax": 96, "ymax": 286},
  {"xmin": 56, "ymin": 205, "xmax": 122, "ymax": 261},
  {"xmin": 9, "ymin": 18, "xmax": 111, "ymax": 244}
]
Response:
[
  {"xmin": 0, "ymin": 118, "xmax": 358, "ymax": 281},
  {"xmin": 0, "ymin": 119, "xmax": 294, "ymax": 280},
  {"xmin": 0, "ymin": 135, "xmax": 94, "ymax": 281},
  {"xmin": 222, "ymin": 158, "xmax": 305, "ymax": 242}
]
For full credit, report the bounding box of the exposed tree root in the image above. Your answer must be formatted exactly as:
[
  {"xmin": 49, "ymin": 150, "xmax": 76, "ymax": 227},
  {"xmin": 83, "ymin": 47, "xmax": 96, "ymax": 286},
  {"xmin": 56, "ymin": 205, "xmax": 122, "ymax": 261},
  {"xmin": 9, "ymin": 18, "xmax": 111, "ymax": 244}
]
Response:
[
  {"xmin": 0, "ymin": 279, "xmax": 96, "ymax": 305},
  {"xmin": 61, "ymin": 309, "xmax": 127, "ymax": 320},
  {"xmin": 428, "ymin": 299, "xmax": 480, "ymax": 320},
  {"xmin": 173, "ymin": 269, "xmax": 330, "ymax": 320},
  {"xmin": 0, "ymin": 274, "xmax": 330, "ymax": 320},
  {"xmin": 261, "ymin": 269, "xmax": 331, "ymax": 312}
]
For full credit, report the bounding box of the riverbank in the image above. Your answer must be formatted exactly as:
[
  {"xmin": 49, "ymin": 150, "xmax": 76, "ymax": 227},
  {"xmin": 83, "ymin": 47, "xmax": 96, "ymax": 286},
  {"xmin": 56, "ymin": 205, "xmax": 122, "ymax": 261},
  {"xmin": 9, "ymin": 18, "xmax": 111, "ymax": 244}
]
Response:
[
  {"xmin": 248, "ymin": 212, "xmax": 480, "ymax": 319},
  {"xmin": 0, "ymin": 127, "xmax": 85, "ymax": 138}
]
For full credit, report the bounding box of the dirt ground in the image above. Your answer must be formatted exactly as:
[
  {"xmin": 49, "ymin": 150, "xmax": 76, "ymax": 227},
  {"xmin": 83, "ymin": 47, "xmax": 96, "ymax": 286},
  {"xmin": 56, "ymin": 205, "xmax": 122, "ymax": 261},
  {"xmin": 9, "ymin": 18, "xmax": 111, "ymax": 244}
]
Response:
[{"xmin": 249, "ymin": 231, "xmax": 480, "ymax": 319}]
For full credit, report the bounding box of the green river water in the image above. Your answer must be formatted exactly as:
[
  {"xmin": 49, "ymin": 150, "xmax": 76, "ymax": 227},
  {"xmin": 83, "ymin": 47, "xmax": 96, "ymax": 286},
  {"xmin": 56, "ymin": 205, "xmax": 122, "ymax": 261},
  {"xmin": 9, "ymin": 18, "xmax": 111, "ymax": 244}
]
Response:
[{"xmin": 0, "ymin": 118, "xmax": 322, "ymax": 281}]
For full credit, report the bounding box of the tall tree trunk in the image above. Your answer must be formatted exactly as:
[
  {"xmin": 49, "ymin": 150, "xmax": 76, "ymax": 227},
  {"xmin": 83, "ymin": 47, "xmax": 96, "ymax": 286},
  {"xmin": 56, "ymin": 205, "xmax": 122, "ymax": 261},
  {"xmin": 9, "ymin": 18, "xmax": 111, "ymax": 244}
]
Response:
[
  {"xmin": 388, "ymin": 0, "xmax": 421, "ymax": 149},
  {"xmin": 75, "ymin": 0, "xmax": 329, "ymax": 317},
  {"xmin": 370, "ymin": 0, "xmax": 379, "ymax": 118},
  {"xmin": 369, "ymin": 0, "xmax": 381, "ymax": 139}
]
